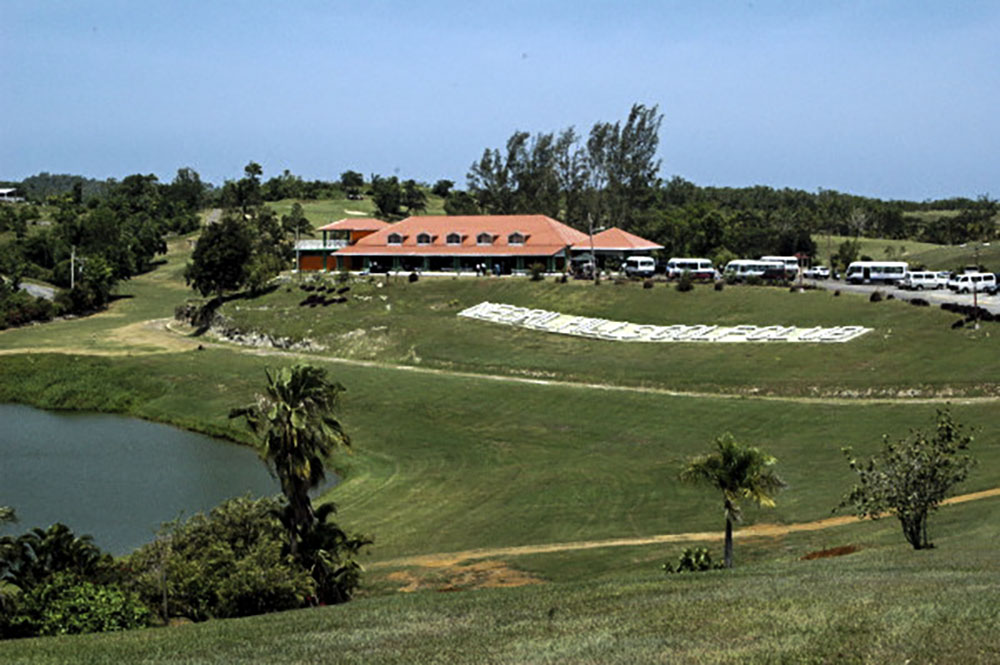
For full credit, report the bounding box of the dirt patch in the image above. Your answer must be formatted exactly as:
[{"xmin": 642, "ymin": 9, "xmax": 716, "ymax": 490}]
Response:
[
  {"xmin": 801, "ymin": 544, "xmax": 860, "ymax": 560},
  {"xmin": 105, "ymin": 318, "xmax": 202, "ymax": 353},
  {"xmin": 385, "ymin": 560, "xmax": 544, "ymax": 593}
]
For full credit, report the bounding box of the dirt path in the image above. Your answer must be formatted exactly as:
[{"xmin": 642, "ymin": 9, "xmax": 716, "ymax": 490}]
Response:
[{"xmin": 372, "ymin": 487, "xmax": 1000, "ymax": 569}]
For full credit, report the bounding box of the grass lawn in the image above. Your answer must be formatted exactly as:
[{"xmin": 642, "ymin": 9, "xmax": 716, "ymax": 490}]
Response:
[
  {"xmin": 265, "ymin": 192, "xmax": 447, "ymax": 230},
  {"xmin": 2, "ymin": 228, "xmax": 999, "ymax": 662},
  {"xmin": 216, "ymin": 275, "xmax": 1000, "ymax": 397},
  {"xmin": 1, "ymin": 500, "xmax": 997, "ymax": 664}
]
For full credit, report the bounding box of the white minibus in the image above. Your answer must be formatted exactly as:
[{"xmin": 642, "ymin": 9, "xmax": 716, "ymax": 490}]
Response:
[
  {"xmin": 760, "ymin": 256, "xmax": 800, "ymax": 274},
  {"xmin": 845, "ymin": 261, "xmax": 908, "ymax": 284},
  {"xmin": 723, "ymin": 259, "xmax": 786, "ymax": 279},
  {"xmin": 623, "ymin": 256, "xmax": 656, "ymax": 278},
  {"xmin": 665, "ymin": 257, "xmax": 716, "ymax": 280}
]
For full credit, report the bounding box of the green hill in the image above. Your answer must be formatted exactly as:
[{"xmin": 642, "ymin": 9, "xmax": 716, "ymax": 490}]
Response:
[{"xmin": 0, "ymin": 233, "xmax": 998, "ymax": 663}]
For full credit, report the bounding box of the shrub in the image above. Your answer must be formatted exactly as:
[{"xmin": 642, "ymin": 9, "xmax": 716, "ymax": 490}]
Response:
[
  {"xmin": 643, "ymin": 279, "xmax": 654, "ymax": 289},
  {"xmin": 529, "ymin": 263, "xmax": 545, "ymax": 281},
  {"xmin": 870, "ymin": 291, "xmax": 883, "ymax": 302},
  {"xmin": 746, "ymin": 275, "xmax": 762, "ymax": 287},
  {"xmin": 9, "ymin": 572, "xmax": 151, "ymax": 637},
  {"xmin": 126, "ymin": 496, "xmax": 313, "ymax": 622},
  {"xmin": 675, "ymin": 271, "xmax": 694, "ymax": 292},
  {"xmin": 662, "ymin": 547, "xmax": 723, "ymax": 574}
]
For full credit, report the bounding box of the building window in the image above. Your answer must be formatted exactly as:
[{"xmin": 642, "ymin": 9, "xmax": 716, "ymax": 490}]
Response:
[
  {"xmin": 508, "ymin": 232, "xmax": 525, "ymax": 245},
  {"xmin": 476, "ymin": 232, "xmax": 493, "ymax": 246},
  {"xmin": 446, "ymin": 232, "xmax": 462, "ymax": 245},
  {"xmin": 387, "ymin": 233, "xmax": 403, "ymax": 245},
  {"xmin": 417, "ymin": 232, "xmax": 432, "ymax": 245}
]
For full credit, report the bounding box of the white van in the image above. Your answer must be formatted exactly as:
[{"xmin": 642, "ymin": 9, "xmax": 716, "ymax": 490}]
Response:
[
  {"xmin": 949, "ymin": 272, "xmax": 997, "ymax": 294},
  {"xmin": 899, "ymin": 271, "xmax": 944, "ymax": 290},
  {"xmin": 665, "ymin": 257, "xmax": 716, "ymax": 280},
  {"xmin": 623, "ymin": 256, "xmax": 656, "ymax": 278},
  {"xmin": 845, "ymin": 261, "xmax": 908, "ymax": 284},
  {"xmin": 723, "ymin": 259, "xmax": 786, "ymax": 279},
  {"xmin": 760, "ymin": 256, "xmax": 800, "ymax": 275}
]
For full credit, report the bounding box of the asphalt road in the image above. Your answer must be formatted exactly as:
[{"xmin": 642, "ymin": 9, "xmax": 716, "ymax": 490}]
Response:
[
  {"xmin": 806, "ymin": 278, "xmax": 1000, "ymax": 315},
  {"xmin": 19, "ymin": 282, "xmax": 56, "ymax": 301}
]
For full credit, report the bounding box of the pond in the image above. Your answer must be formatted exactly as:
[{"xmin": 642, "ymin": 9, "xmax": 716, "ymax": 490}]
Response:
[{"xmin": 0, "ymin": 404, "xmax": 277, "ymax": 555}]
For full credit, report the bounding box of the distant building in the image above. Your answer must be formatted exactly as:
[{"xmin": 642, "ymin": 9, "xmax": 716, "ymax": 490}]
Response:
[
  {"xmin": 295, "ymin": 218, "xmax": 389, "ymax": 271},
  {"xmin": 0, "ymin": 188, "xmax": 25, "ymax": 203},
  {"xmin": 295, "ymin": 214, "xmax": 663, "ymax": 274}
]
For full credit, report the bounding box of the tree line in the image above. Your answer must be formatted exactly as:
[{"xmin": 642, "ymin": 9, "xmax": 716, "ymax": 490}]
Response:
[{"xmin": 0, "ymin": 169, "xmax": 207, "ymax": 326}]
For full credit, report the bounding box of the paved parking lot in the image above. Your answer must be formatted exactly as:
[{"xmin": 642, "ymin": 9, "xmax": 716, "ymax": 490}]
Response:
[{"xmin": 806, "ymin": 278, "xmax": 1000, "ymax": 315}]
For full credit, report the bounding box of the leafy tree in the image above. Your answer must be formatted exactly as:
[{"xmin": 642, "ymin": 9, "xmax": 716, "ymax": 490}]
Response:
[
  {"xmin": 431, "ymin": 179, "xmax": 454, "ymax": 198},
  {"xmin": 340, "ymin": 170, "xmax": 364, "ymax": 190},
  {"xmin": 680, "ymin": 433, "xmax": 785, "ymax": 568},
  {"xmin": 165, "ymin": 167, "xmax": 206, "ymax": 213},
  {"xmin": 230, "ymin": 364, "xmax": 352, "ymax": 558},
  {"xmin": 184, "ymin": 215, "xmax": 253, "ymax": 297},
  {"xmin": 832, "ymin": 238, "xmax": 860, "ymax": 273},
  {"xmin": 839, "ymin": 410, "xmax": 975, "ymax": 550},
  {"xmin": 402, "ymin": 179, "xmax": 427, "ymax": 214},
  {"xmin": 441, "ymin": 190, "xmax": 477, "ymax": 216},
  {"xmin": 282, "ymin": 202, "xmax": 312, "ymax": 237},
  {"xmin": 370, "ymin": 175, "xmax": 404, "ymax": 220}
]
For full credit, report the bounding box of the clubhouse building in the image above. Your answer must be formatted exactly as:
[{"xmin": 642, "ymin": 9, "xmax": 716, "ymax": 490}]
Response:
[{"xmin": 295, "ymin": 214, "xmax": 663, "ymax": 274}]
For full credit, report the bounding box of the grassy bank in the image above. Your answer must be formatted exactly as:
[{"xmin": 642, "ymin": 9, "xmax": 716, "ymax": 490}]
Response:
[
  {"xmin": 217, "ymin": 275, "xmax": 1000, "ymax": 396},
  {"xmin": 1, "ymin": 499, "xmax": 997, "ymax": 664},
  {"xmin": 2, "ymin": 230, "xmax": 998, "ymax": 662}
]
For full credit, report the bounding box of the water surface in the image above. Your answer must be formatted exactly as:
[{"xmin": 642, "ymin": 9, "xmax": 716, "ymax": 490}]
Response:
[{"xmin": 0, "ymin": 404, "xmax": 276, "ymax": 555}]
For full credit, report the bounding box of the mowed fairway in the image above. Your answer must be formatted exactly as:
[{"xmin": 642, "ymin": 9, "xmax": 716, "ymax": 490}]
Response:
[{"xmin": 1, "ymin": 236, "xmax": 999, "ymax": 663}]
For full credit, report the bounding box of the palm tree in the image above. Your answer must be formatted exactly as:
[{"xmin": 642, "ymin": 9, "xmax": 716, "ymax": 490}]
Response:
[
  {"xmin": 680, "ymin": 433, "xmax": 785, "ymax": 568},
  {"xmin": 230, "ymin": 364, "xmax": 350, "ymax": 557}
]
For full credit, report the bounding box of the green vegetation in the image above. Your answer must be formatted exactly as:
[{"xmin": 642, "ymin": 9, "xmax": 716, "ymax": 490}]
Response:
[
  {"xmin": 1, "ymin": 228, "xmax": 999, "ymax": 660},
  {"xmin": 212, "ymin": 276, "xmax": 1000, "ymax": 397},
  {"xmin": 230, "ymin": 363, "xmax": 369, "ymax": 602},
  {"xmin": 0, "ymin": 524, "xmax": 150, "ymax": 638},
  {"xmin": 680, "ymin": 434, "xmax": 785, "ymax": 567},
  {"xmin": 840, "ymin": 409, "xmax": 976, "ymax": 549}
]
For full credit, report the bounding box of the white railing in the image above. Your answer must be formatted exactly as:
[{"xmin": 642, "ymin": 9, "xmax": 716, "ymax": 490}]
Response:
[{"xmin": 295, "ymin": 239, "xmax": 348, "ymax": 251}]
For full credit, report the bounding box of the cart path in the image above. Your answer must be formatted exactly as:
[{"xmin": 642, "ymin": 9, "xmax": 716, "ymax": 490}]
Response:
[
  {"xmin": 370, "ymin": 487, "xmax": 1000, "ymax": 569},
  {"xmin": 2, "ymin": 316, "xmax": 999, "ymax": 406}
]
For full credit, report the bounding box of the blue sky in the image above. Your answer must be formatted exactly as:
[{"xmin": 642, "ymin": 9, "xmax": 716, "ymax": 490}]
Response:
[{"xmin": 2, "ymin": 1, "xmax": 998, "ymax": 200}]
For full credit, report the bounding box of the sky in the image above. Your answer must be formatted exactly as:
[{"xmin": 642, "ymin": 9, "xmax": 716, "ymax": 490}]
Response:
[{"xmin": 2, "ymin": 1, "xmax": 998, "ymax": 201}]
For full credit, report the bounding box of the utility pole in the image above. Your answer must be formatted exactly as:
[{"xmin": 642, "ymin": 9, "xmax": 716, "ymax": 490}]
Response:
[{"xmin": 588, "ymin": 213, "xmax": 599, "ymax": 285}]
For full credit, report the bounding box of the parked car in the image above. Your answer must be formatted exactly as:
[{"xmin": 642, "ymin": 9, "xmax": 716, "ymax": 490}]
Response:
[{"xmin": 803, "ymin": 266, "xmax": 830, "ymax": 279}]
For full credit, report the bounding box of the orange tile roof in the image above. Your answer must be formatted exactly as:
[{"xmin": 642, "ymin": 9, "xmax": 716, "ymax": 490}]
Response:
[
  {"xmin": 336, "ymin": 215, "xmax": 591, "ymax": 256},
  {"xmin": 316, "ymin": 218, "xmax": 391, "ymax": 232},
  {"xmin": 572, "ymin": 227, "xmax": 664, "ymax": 251}
]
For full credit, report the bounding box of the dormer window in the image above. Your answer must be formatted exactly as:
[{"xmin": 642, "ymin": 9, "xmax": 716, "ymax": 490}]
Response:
[
  {"xmin": 387, "ymin": 232, "xmax": 403, "ymax": 245},
  {"xmin": 507, "ymin": 232, "xmax": 526, "ymax": 246},
  {"xmin": 416, "ymin": 232, "xmax": 432, "ymax": 246},
  {"xmin": 446, "ymin": 232, "xmax": 462, "ymax": 245},
  {"xmin": 476, "ymin": 232, "xmax": 494, "ymax": 246}
]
